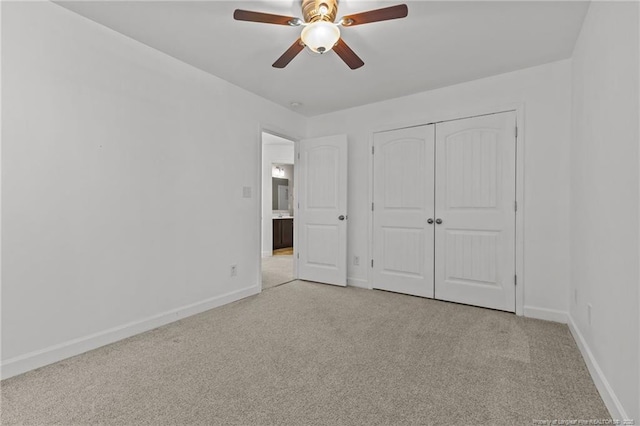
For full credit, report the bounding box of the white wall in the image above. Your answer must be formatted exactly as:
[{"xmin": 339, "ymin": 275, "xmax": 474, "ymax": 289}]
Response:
[
  {"xmin": 1, "ymin": 2, "xmax": 305, "ymax": 378},
  {"xmin": 261, "ymin": 134, "xmax": 295, "ymax": 256},
  {"xmin": 307, "ymin": 60, "xmax": 573, "ymax": 317},
  {"xmin": 569, "ymin": 1, "xmax": 640, "ymax": 420}
]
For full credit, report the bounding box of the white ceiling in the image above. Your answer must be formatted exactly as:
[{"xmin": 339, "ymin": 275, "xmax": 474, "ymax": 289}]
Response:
[{"xmin": 56, "ymin": 1, "xmax": 589, "ymax": 116}]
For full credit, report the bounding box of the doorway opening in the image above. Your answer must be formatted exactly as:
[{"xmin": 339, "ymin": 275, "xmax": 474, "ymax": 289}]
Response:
[{"xmin": 261, "ymin": 132, "xmax": 296, "ymax": 290}]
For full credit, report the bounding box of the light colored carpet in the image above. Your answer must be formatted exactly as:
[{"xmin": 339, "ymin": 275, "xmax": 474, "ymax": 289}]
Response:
[
  {"xmin": 1, "ymin": 281, "xmax": 609, "ymax": 425},
  {"xmin": 261, "ymin": 255, "xmax": 294, "ymax": 289}
]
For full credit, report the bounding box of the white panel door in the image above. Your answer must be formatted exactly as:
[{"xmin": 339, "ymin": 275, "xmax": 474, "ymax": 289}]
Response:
[
  {"xmin": 372, "ymin": 125, "xmax": 435, "ymax": 298},
  {"xmin": 434, "ymin": 112, "xmax": 516, "ymax": 312},
  {"xmin": 297, "ymin": 135, "xmax": 348, "ymax": 286}
]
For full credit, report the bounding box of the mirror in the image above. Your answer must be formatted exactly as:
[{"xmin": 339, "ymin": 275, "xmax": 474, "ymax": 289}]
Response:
[{"xmin": 272, "ymin": 178, "xmax": 289, "ymax": 210}]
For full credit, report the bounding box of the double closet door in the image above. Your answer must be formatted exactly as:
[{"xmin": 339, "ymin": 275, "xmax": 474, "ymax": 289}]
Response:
[{"xmin": 372, "ymin": 112, "xmax": 517, "ymax": 312}]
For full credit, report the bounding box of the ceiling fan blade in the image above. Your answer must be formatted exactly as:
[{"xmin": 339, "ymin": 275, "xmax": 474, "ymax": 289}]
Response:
[
  {"xmin": 333, "ymin": 38, "xmax": 364, "ymax": 70},
  {"xmin": 340, "ymin": 4, "xmax": 408, "ymax": 26},
  {"xmin": 272, "ymin": 39, "xmax": 305, "ymax": 68},
  {"xmin": 233, "ymin": 9, "xmax": 299, "ymax": 26}
]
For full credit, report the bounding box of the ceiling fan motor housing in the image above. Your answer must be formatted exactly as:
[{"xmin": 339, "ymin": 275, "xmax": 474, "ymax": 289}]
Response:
[{"xmin": 301, "ymin": 0, "xmax": 338, "ymax": 23}]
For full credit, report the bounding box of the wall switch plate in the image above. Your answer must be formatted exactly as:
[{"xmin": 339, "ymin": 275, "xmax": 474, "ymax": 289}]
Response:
[
  {"xmin": 230, "ymin": 265, "xmax": 238, "ymax": 277},
  {"xmin": 242, "ymin": 186, "xmax": 252, "ymax": 198}
]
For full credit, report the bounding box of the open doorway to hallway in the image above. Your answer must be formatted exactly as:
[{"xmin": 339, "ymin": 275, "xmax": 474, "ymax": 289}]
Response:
[{"xmin": 261, "ymin": 132, "xmax": 295, "ymax": 289}]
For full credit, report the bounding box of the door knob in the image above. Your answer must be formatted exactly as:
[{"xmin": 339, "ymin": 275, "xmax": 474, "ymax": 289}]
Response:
[
  {"xmin": 427, "ymin": 218, "xmax": 434, "ymax": 224},
  {"xmin": 435, "ymin": 218, "xmax": 443, "ymax": 224},
  {"xmin": 338, "ymin": 215, "xmax": 345, "ymax": 221}
]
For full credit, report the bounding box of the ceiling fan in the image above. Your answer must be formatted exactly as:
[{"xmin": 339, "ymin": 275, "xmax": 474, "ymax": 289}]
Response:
[{"xmin": 233, "ymin": 0, "xmax": 408, "ymax": 69}]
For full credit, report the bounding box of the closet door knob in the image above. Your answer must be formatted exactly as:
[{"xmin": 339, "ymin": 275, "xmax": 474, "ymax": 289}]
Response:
[
  {"xmin": 435, "ymin": 218, "xmax": 443, "ymax": 224},
  {"xmin": 427, "ymin": 218, "xmax": 434, "ymax": 224},
  {"xmin": 338, "ymin": 215, "xmax": 345, "ymax": 221}
]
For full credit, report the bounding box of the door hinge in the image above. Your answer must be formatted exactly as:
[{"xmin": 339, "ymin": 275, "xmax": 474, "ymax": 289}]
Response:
[
  {"xmin": 297, "ymin": 153, "xmax": 300, "ymax": 159},
  {"xmin": 514, "ymin": 274, "xmax": 517, "ymax": 286},
  {"xmin": 371, "ymin": 202, "xmax": 374, "ymax": 211},
  {"xmin": 514, "ymin": 201, "xmax": 518, "ymax": 212},
  {"xmin": 515, "ymin": 126, "xmax": 518, "ymax": 138},
  {"xmin": 372, "ymin": 146, "xmax": 375, "ymax": 155},
  {"xmin": 297, "ymin": 253, "xmax": 299, "ymax": 259},
  {"xmin": 371, "ymin": 259, "xmax": 374, "ymax": 268}
]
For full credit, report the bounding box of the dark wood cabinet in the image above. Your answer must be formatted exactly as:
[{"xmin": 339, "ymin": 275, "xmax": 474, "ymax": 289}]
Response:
[
  {"xmin": 273, "ymin": 220, "xmax": 282, "ymax": 249},
  {"xmin": 281, "ymin": 219, "xmax": 293, "ymax": 248},
  {"xmin": 273, "ymin": 218, "xmax": 293, "ymax": 250}
]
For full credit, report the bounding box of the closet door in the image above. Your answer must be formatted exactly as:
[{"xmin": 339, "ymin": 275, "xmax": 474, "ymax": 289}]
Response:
[
  {"xmin": 434, "ymin": 112, "xmax": 516, "ymax": 312},
  {"xmin": 372, "ymin": 125, "xmax": 435, "ymax": 298}
]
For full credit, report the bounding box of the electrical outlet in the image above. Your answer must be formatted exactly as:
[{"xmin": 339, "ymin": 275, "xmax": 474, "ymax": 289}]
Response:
[
  {"xmin": 230, "ymin": 264, "xmax": 238, "ymax": 277},
  {"xmin": 587, "ymin": 303, "xmax": 592, "ymax": 326},
  {"xmin": 353, "ymin": 256, "xmax": 360, "ymax": 266}
]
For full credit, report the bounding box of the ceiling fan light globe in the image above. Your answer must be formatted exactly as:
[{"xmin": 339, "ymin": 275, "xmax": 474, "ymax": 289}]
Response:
[{"xmin": 301, "ymin": 21, "xmax": 340, "ymax": 54}]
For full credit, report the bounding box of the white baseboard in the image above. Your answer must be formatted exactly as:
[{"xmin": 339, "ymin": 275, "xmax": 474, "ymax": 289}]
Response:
[
  {"xmin": 261, "ymin": 251, "xmax": 272, "ymax": 258},
  {"xmin": 567, "ymin": 315, "xmax": 628, "ymax": 421},
  {"xmin": 1, "ymin": 285, "xmax": 260, "ymax": 380},
  {"xmin": 347, "ymin": 277, "xmax": 370, "ymax": 289},
  {"xmin": 523, "ymin": 306, "xmax": 568, "ymax": 323}
]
